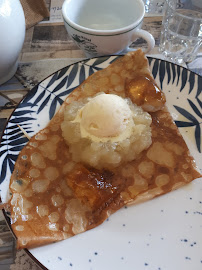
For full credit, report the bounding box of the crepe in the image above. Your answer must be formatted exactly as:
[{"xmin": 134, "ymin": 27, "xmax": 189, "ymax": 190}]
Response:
[{"xmin": 8, "ymin": 50, "xmax": 201, "ymax": 249}]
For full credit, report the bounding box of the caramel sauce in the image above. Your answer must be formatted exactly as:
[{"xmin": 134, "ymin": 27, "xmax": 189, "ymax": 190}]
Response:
[
  {"xmin": 125, "ymin": 75, "xmax": 166, "ymax": 111},
  {"xmin": 67, "ymin": 165, "xmax": 126, "ymax": 211}
]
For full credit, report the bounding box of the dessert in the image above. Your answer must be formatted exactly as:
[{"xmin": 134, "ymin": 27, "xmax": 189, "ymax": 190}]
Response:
[{"xmin": 8, "ymin": 50, "xmax": 201, "ymax": 249}]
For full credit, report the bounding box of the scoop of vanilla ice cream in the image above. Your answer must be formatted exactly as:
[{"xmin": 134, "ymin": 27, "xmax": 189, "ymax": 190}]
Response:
[
  {"xmin": 79, "ymin": 93, "xmax": 132, "ymax": 138},
  {"xmin": 62, "ymin": 92, "xmax": 152, "ymax": 168}
]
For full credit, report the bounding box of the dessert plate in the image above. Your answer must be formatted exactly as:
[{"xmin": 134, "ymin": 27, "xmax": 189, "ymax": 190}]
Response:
[{"xmin": 0, "ymin": 56, "xmax": 201, "ymax": 270}]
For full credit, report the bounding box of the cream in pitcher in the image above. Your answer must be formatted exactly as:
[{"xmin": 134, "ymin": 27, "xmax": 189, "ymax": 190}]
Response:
[{"xmin": 62, "ymin": 0, "xmax": 155, "ymax": 57}]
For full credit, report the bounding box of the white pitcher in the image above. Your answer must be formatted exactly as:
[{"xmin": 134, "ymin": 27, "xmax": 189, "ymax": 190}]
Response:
[{"xmin": 0, "ymin": 0, "xmax": 25, "ymax": 85}]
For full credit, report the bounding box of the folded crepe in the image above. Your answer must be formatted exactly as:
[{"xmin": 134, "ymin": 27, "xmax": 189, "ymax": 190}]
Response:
[{"xmin": 8, "ymin": 50, "xmax": 201, "ymax": 249}]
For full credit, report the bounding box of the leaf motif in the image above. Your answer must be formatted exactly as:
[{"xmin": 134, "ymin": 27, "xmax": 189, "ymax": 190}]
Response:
[
  {"xmin": 159, "ymin": 60, "xmax": 165, "ymax": 89},
  {"xmin": 12, "ymin": 110, "xmax": 35, "ymax": 116},
  {"xmin": 7, "ymin": 133, "xmax": 28, "ymax": 141},
  {"xmin": 195, "ymin": 124, "xmax": 201, "ymax": 153},
  {"xmin": 174, "ymin": 105, "xmax": 198, "ymax": 123},
  {"xmin": 109, "ymin": 56, "xmax": 119, "ymax": 64},
  {"xmin": 21, "ymin": 85, "xmax": 38, "ymax": 104},
  {"xmin": 17, "ymin": 125, "xmax": 30, "ymax": 130},
  {"xmin": 49, "ymin": 98, "xmax": 58, "ymax": 120},
  {"xmin": 8, "ymin": 154, "xmax": 18, "ymax": 162},
  {"xmin": 92, "ymin": 56, "xmax": 110, "ymax": 66},
  {"xmin": 66, "ymin": 64, "xmax": 79, "ymax": 89},
  {"xmin": 0, "ymin": 149, "xmax": 8, "ymax": 158},
  {"xmin": 0, "ymin": 158, "xmax": 7, "ymax": 184},
  {"xmin": 7, "ymin": 123, "xmax": 29, "ymax": 129},
  {"xmin": 170, "ymin": 62, "xmax": 176, "ymax": 84},
  {"xmin": 0, "ymin": 139, "xmax": 7, "ymax": 145},
  {"xmin": 57, "ymin": 98, "xmax": 64, "ymax": 106},
  {"xmin": 1, "ymin": 134, "xmax": 13, "ymax": 145},
  {"xmin": 9, "ymin": 117, "xmax": 36, "ymax": 124},
  {"xmin": 187, "ymin": 99, "xmax": 202, "ymax": 118},
  {"xmin": 175, "ymin": 121, "xmax": 196, "ymax": 127},
  {"xmin": 57, "ymin": 87, "xmax": 77, "ymax": 98},
  {"xmin": 9, "ymin": 146, "xmax": 25, "ymax": 152},
  {"xmin": 196, "ymin": 97, "xmax": 202, "ymax": 109},
  {"xmin": 31, "ymin": 91, "xmax": 46, "ymax": 108},
  {"xmin": 18, "ymin": 102, "xmax": 35, "ymax": 109},
  {"xmin": 166, "ymin": 62, "xmax": 171, "ymax": 84},
  {"xmin": 176, "ymin": 65, "xmax": 181, "ymax": 86},
  {"xmin": 8, "ymin": 137, "xmax": 28, "ymax": 146},
  {"xmin": 46, "ymin": 72, "xmax": 58, "ymax": 89},
  {"xmin": 6, "ymin": 129, "xmax": 20, "ymax": 136},
  {"xmin": 180, "ymin": 68, "xmax": 188, "ymax": 92},
  {"xmin": 152, "ymin": 59, "xmax": 159, "ymax": 79},
  {"xmin": 37, "ymin": 94, "xmax": 51, "ymax": 114},
  {"xmin": 5, "ymin": 124, "xmax": 19, "ymax": 129},
  {"xmin": 90, "ymin": 66, "xmax": 102, "ymax": 71},
  {"xmin": 8, "ymin": 157, "xmax": 15, "ymax": 174},
  {"xmin": 52, "ymin": 76, "xmax": 68, "ymax": 94},
  {"xmin": 79, "ymin": 65, "xmax": 86, "ymax": 85},
  {"xmin": 89, "ymin": 66, "xmax": 95, "ymax": 76},
  {"xmin": 188, "ymin": 72, "xmax": 195, "ymax": 94},
  {"xmin": 148, "ymin": 57, "xmax": 153, "ymax": 65},
  {"xmin": 57, "ymin": 66, "xmax": 69, "ymax": 80},
  {"xmin": 1, "ymin": 127, "xmax": 18, "ymax": 137}
]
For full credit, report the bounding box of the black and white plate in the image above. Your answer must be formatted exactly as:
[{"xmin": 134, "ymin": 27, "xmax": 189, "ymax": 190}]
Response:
[{"xmin": 0, "ymin": 56, "xmax": 202, "ymax": 270}]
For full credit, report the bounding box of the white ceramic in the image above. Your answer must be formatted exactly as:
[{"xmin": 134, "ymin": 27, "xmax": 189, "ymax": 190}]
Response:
[
  {"xmin": 0, "ymin": 56, "xmax": 202, "ymax": 269},
  {"xmin": 62, "ymin": 0, "xmax": 155, "ymax": 57},
  {"xmin": 0, "ymin": 0, "xmax": 25, "ymax": 85}
]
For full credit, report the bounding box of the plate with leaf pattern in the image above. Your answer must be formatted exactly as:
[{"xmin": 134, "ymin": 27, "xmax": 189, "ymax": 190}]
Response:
[{"xmin": 0, "ymin": 56, "xmax": 202, "ymax": 270}]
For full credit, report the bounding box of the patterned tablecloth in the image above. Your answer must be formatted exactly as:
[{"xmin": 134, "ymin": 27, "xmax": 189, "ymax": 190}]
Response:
[{"xmin": 0, "ymin": 0, "xmax": 201, "ymax": 269}]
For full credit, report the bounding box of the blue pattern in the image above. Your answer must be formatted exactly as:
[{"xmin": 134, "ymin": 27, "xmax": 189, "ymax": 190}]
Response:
[{"xmin": 0, "ymin": 56, "xmax": 201, "ymax": 188}]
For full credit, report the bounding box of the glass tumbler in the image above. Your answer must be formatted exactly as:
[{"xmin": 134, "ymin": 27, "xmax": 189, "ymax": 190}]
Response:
[
  {"xmin": 159, "ymin": 0, "xmax": 202, "ymax": 64},
  {"xmin": 143, "ymin": 0, "xmax": 165, "ymax": 14}
]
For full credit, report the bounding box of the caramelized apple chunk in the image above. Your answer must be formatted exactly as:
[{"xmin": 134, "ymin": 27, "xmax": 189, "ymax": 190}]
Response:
[
  {"xmin": 125, "ymin": 75, "xmax": 166, "ymax": 112},
  {"xmin": 66, "ymin": 165, "xmax": 125, "ymax": 211}
]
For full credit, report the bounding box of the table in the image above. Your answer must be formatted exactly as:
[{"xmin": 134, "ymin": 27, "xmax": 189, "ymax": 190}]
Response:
[{"xmin": 0, "ymin": 1, "xmax": 202, "ymax": 269}]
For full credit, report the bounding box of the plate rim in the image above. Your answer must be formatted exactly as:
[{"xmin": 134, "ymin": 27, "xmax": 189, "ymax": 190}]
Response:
[{"xmin": 0, "ymin": 55, "xmax": 201, "ymax": 269}]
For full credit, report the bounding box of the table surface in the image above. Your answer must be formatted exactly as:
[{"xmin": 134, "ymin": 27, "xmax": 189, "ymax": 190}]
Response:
[{"xmin": 0, "ymin": 0, "xmax": 202, "ymax": 269}]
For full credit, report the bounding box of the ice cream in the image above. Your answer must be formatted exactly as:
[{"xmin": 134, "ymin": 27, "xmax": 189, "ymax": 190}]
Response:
[
  {"xmin": 61, "ymin": 92, "xmax": 152, "ymax": 169},
  {"xmin": 74, "ymin": 93, "xmax": 134, "ymax": 142}
]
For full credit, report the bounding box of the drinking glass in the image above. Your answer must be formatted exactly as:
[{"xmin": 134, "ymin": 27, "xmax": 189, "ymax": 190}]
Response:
[
  {"xmin": 159, "ymin": 0, "xmax": 202, "ymax": 64},
  {"xmin": 143, "ymin": 0, "xmax": 165, "ymax": 14}
]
